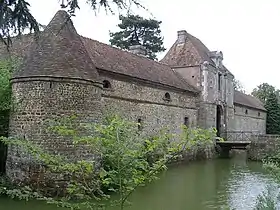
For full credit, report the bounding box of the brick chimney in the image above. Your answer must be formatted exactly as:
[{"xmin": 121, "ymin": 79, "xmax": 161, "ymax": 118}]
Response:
[
  {"xmin": 129, "ymin": 45, "xmax": 147, "ymax": 56},
  {"xmin": 177, "ymin": 30, "xmax": 187, "ymax": 44}
]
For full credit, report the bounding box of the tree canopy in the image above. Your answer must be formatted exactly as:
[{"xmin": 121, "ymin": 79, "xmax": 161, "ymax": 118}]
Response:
[
  {"xmin": 233, "ymin": 78, "xmax": 245, "ymax": 93},
  {"xmin": 109, "ymin": 15, "xmax": 166, "ymax": 60},
  {"xmin": 252, "ymin": 83, "xmax": 280, "ymax": 104},
  {"xmin": 0, "ymin": 0, "xmax": 143, "ymax": 46},
  {"xmin": 252, "ymin": 82, "xmax": 280, "ymax": 134}
]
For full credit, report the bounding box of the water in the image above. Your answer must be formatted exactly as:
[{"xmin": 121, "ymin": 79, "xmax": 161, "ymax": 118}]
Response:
[{"xmin": 0, "ymin": 152, "xmax": 279, "ymax": 210}]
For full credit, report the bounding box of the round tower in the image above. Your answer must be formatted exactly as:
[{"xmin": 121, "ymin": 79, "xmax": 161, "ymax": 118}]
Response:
[{"xmin": 6, "ymin": 10, "xmax": 102, "ymax": 184}]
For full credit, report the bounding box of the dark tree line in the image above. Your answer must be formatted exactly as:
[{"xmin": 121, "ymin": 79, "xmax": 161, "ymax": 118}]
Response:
[{"xmin": 252, "ymin": 83, "xmax": 280, "ymax": 134}]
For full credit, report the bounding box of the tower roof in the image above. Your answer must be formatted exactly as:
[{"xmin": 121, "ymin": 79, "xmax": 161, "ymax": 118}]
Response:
[{"xmin": 13, "ymin": 10, "xmax": 99, "ymax": 82}]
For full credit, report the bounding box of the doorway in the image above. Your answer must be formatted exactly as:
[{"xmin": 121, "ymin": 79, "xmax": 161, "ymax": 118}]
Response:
[{"xmin": 216, "ymin": 105, "xmax": 222, "ymax": 137}]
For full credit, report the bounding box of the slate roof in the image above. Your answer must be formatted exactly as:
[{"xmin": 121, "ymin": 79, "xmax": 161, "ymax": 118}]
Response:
[
  {"xmin": 13, "ymin": 10, "xmax": 99, "ymax": 81},
  {"xmin": 234, "ymin": 90, "xmax": 266, "ymax": 111}
]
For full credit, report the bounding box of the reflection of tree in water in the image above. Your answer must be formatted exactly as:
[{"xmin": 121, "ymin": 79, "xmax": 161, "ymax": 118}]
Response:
[{"xmin": 221, "ymin": 155, "xmax": 278, "ymax": 210}]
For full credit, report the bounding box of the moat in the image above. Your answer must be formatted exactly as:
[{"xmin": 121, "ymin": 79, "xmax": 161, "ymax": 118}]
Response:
[{"xmin": 0, "ymin": 153, "xmax": 279, "ymax": 210}]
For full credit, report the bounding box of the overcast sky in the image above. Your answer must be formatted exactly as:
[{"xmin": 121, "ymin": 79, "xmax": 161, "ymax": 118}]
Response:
[{"xmin": 28, "ymin": 0, "xmax": 280, "ymax": 93}]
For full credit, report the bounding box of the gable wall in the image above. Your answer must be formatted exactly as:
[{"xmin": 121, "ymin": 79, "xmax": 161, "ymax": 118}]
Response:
[
  {"xmin": 174, "ymin": 66, "xmax": 201, "ymax": 88},
  {"xmin": 99, "ymin": 71, "xmax": 199, "ymax": 136}
]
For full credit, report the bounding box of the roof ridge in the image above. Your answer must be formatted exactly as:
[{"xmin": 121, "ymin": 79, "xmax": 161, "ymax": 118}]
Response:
[{"xmin": 80, "ymin": 36, "xmax": 173, "ymax": 68}]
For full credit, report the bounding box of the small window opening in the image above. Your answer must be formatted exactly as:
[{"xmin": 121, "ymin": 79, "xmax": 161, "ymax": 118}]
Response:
[
  {"xmin": 245, "ymin": 109, "xmax": 248, "ymax": 114},
  {"xmin": 234, "ymin": 108, "xmax": 236, "ymax": 113},
  {"xmin": 164, "ymin": 92, "xmax": 171, "ymax": 101},
  {"xmin": 218, "ymin": 73, "xmax": 222, "ymax": 91},
  {"xmin": 258, "ymin": 112, "xmax": 260, "ymax": 117},
  {"xmin": 50, "ymin": 82, "xmax": 53, "ymax": 89},
  {"xmin": 184, "ymin": 117, "xmax": 189, "ymax": 127},
  {"xmin": 137, "ymin": 118, "xmax": 142, "ymax": 131},
  {"xmin": 103, "ymin": 80, "xmax": 111, "ymax": 89},
  {"xmin": 192, "ymin": 75, "xmax": 195, "ymax": 78}
]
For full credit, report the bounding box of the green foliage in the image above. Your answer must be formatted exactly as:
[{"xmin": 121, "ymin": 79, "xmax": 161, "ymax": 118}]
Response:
[
  {"xmin": 0, "ymin": 0, "xmax": 144, "ymax": 47},
  {"xmin": 0, "ymin": 115, "xmax": 216, "ymax": 209},
  {"xmin": 252, "ymin": 83, "xmax": 280, "ymax": 104},
  {"xmin": 0, "ymin": 58, "xmax": 13, "ymax": 111},
  {"xmin": 109, "ymin": 15, "xmax": 166, "ymax": 60},
  {"xmin": 265, "ymin": 92, "xmax": 280, "ymax": 134},
  {"xmin": 252, "ymin": 83, "xmax": 280, "ymax": 134}
]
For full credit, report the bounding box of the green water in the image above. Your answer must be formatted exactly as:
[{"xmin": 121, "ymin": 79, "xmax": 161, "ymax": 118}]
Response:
[{"xmin": 0, "ymin": 153, "xmax": 279, "ymax": 210}]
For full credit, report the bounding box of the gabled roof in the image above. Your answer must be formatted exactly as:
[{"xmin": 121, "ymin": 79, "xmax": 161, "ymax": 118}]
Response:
[
  {"xmin": 160, "ymin": 30, "xmax": 230, "ymax": 75},
  {"xmin": 81, "ymin": 37, "xmax": 198, "ymax": 92},
  {"xmin": 13, "ymin": 10, "xmax": 99, "ymax": 82},
  {"xmin": 0, "ymin": 11, "xmax": 199, "ymax": 93},
  {"xmin": 161, "ymin": 31, "xmax": 215, "ymax": 67},
  {"xmin": 234, "ymin": 90, "xmax": 266, "ymax": 111}
]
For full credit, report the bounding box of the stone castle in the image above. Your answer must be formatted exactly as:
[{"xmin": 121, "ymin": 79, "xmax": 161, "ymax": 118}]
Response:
[{"xmin": 0, "ymin": 10, "xmax": 266, "ymax": 181}]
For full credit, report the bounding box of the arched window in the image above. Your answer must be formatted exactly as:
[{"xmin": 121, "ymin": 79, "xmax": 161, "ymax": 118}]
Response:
[
  {"xmin": 258, "ymin": 112, "xmax": 260, "ymax": 117},
  {"xmin": 164, "ymin": 92, "xmax": 171, "ymax": 101},
  {"xmin": 245, "ymin": 109, "xmax": 248, "ymax": 114},
  {"xmin": 103, "ymin": 80, "xmax": 111, "ymax": 89}
]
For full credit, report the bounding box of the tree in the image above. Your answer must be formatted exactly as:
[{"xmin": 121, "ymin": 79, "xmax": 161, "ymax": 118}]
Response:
[
  {"xmin": 265, "ymin": 92, "xmax": 280, "ymax": 134},
  {"xmin": 233, "ymin": 78, "xmax": 245, "ymax": 93},
  {"xmin": 251, "ymin": 83, "xmax": 280, "ymax": 104},
  {"xmin": 0, "ymin": 0, "xmax": 143, "ymax": 46},
  {"xmin": 109, "ymin": 15, "xmax": 166, "ymax": 60}
]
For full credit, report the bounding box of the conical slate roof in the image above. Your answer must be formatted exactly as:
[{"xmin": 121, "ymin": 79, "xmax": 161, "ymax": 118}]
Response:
[{"xmin": 13, "ymin": 10, "xmax": 99, "ymax": 81}]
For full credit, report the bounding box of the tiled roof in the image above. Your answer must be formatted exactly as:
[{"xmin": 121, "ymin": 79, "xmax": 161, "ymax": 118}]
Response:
[
  {"xmin": 81, "ymin": 37, "xmax": 198, "ymax": 92},
  {"xmin": 13, "ymin": 10, "xmax": 99, "ymax": 82},
  {"xmin": 160, "ymin": 31, "xmax": 232, "ymax": 75},
  {"xmin": 234, "ymin": 90, "xmax": 266, "ymax": 111},
  {"xmin": 161, "ymin": 31, "xmax": 214, "ymax": 67},
  {"xmin": 0, "ymin": 10, "xmax": 198, "ymax": 93}
]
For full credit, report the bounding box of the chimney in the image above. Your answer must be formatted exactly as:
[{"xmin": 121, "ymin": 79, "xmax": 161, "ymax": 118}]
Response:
[
  {"xmin": 177, "ymin": 30, "xmax": 187, "ymax": 44},
  {"xmin": 129, "ymin": 45, "xmax": 147, "ymax": 56}
]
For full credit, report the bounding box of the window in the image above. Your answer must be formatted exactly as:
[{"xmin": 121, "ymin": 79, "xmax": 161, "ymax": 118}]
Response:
[
  {"xmin": 218, "ymin": 73, "xmax": 222, "ymax": 91},
  {"xmin": 245, "ymin": 109, "xmax": 248, "ymax": 114},
  {"xmin": 184, "ymin": 117, "xmax": 189, "ymax": 127},
  {"xmin": 258, "ymin": 112, "xmax": 260, "ymax": 117},
  {"xmin": 164, "ymin": 92, "xmax": 171, "ymax": 101},
  {"xmin": 137, "ymin": 118, "xmax": 142, "ymax": 131},
  {"xmin": 103, "ymin": 80, "xmax": 111, "ymax": 89}
]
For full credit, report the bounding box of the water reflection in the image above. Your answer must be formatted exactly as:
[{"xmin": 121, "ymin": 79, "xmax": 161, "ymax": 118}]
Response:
[
  {"xmin": 1, "ymin": 152, "xmax": 279, "ymax": 210},
  {"xmin": 126, "ymin": 152, "xmax": 278, "ymax": 210}
]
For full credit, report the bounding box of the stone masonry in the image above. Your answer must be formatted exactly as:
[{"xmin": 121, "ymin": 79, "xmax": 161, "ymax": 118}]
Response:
[{"xmin": 0, "ymin": 10, "xmax": 267, "ymax": 182}]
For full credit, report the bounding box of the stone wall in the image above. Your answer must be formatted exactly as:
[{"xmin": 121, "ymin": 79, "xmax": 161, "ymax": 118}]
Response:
[
  {"xmin": 99, "ymin": 71, "xmax": 198, "ymax": 136},
  {"xmin": 233, "ymin": 104, "xmax": 266, "ymax": 133},
  {"xmin": 247, "ymin": 135, "xmax": 280, "ymax": 161},
  {"xmin": 7, "ymin": 78, "xmax": 102, "ymax": 184}
]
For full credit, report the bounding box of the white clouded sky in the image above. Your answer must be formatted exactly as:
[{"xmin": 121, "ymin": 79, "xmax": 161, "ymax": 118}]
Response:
[{"xmin": 28, "ymin": 0, "xmax": 280, "ymax": 93}]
